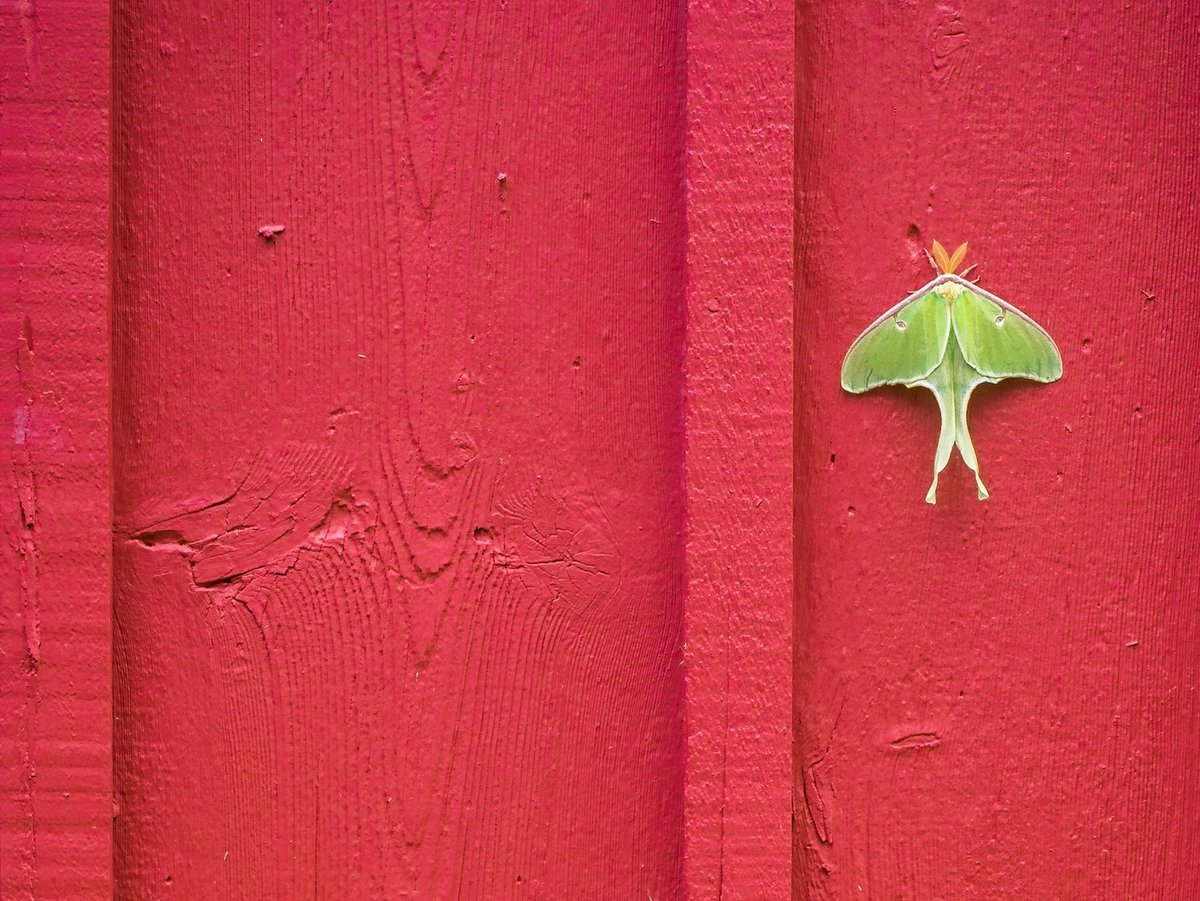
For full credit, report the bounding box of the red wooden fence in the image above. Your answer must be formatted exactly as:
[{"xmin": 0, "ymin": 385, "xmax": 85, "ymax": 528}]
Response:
[{"xmin": 3, "ymin": 0, "xmax": 1200, "ymax": 898}]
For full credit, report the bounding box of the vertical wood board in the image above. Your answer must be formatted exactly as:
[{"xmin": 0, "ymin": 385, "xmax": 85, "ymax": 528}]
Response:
[
  {"xmin": 0, "ymin": 1, "xmax": 113, "ymax": 897},
  {"xmin": 113, "ymin": 1, "xmax": 687, "ymax": 897},
  {"xmin": 685, "ymin": 0, "xmax": 794, "ymax": 897},
  {"xmin": 795, "ymin": 2, "xmax": 1200, "ymax": 897}
]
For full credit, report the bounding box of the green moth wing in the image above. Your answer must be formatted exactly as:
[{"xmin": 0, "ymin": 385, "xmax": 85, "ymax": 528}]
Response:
[
  {"xmin": 951, "ymin": 286, "xmax": 1063, "ymax": 382},
  {"xmin": 841, "ymin": 291, "xmax": 951, "ymax": 393}
]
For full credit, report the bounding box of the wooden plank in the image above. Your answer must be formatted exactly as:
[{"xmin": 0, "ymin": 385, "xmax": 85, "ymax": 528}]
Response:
[
  {"xmin": 0, "ymin": 1, "xmax": 112, "ymax": 897},
  {"xmin": 795, "ymin": 1, "xmax": 1200, "ymax": 896},
  {"xmin": 684, "ymin": 1, "xmax": 794, "ymax": 897},
  {"xmin": 112, "ymin": 1, "xmax": 687, "ymax": 896}
]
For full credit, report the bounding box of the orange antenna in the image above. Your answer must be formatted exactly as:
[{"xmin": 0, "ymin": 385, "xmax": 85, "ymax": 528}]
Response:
[
  {"xmin": 930, "ymin": 240, "xmax": 969, "ymax": 275},
  {"xmin": 947, "ymin": 242, "xmax": 969, "ymax": 274},
  {"xmin": 931, "ymin": 239, "xmax": 950, "ymax": 271}
]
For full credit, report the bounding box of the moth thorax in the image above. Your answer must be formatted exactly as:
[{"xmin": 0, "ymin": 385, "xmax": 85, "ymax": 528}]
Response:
[{"xmin": 934, "ymin": 282, "xmax": 962, "ymax": 301}]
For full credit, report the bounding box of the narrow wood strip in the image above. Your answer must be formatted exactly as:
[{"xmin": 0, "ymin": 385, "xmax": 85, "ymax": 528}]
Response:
[
  {"xmin": 684, "ymin": 1, "xmax": 795, "ymax": 896},
  {"xmin": 0, "ymin": 1, "xmax": 113, "ymax": 896}
]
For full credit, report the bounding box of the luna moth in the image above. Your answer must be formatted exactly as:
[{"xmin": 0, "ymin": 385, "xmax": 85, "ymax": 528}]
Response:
[{"xmin": 840, "ymin": 241, "xmax": 1062, "ymax": 504}]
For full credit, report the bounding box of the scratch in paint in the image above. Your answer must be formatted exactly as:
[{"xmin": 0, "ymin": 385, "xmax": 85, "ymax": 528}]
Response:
[
  {"xmin": 13, "ymin": 327, "xmax": 41, "ymax": 664},
  {"xmin": 8, "ymin": 326, "xmax": 41, "ymax": 896},
  {"xmin": 16, "ymin": 0, "xmax": 39, "ymax": 82}
]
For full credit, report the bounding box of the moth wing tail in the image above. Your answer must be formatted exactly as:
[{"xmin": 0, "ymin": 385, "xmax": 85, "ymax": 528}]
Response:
[
  {"xmin": 954, "ymin": 379, "xmax": 993, "ymax": 501},
  {"xmin": 920, "ymin": 380, "xmax": 956, "ymax": 505}
]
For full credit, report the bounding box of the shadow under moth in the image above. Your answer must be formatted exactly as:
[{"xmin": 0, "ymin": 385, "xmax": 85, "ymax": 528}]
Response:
[{"xmin": 840, "ymin": 241, "xmax": 1063, "ymax": 504}]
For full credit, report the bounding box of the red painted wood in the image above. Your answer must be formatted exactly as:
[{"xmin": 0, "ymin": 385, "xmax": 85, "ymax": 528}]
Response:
[
  {"xmin": 0, "ymin": 1, "xmax": 112, "ymax": 897},
  {"xmin": 113, "ymin": 1, "xmax": 686, "ymax": 897},
  {"xmin": 796, "ymin": 1, "xmax": 1200, "ymax": 897},
  {"xmin": 684, "ymin": 0, "xmax": 794, "ymax": 898}
]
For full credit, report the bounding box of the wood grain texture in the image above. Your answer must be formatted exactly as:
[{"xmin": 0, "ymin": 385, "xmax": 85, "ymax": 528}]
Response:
[
  {"xmin": 113, "ymin": 1, "xmax": 686, "ymax": 897},
  {"xmin": 0, "ymin": 0, "xmax": 113, "ymax": 897},
  {"xmin": 795, "ymin": 1, "xmax": 1200, "ymax": 897},
  {"xmin": 684, "ymin": 0, "xmax": 794, "ymax": 898}
]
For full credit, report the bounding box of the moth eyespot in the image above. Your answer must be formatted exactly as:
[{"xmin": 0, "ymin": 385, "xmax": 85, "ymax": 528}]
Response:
[
  {"xmin": 895, "ymin": 319, "xmax": 908, "ymax": 331},
  {"xmin": 994, "ymin": 314, "xmax": 1005, "ymax": 326}
]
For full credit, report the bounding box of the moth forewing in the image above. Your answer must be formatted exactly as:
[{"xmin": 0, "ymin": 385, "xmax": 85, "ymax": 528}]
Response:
[
  {"xmin": 840, "ymin": 289, "xmax": 950, "ymax": 393},
  {"xmin": 947, "ymin": 278, "xmax": 1064, "ymax": 382},
  {"xmin": 942, "ymin": 275, "xmax": 1062, "ymax": 343}
]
